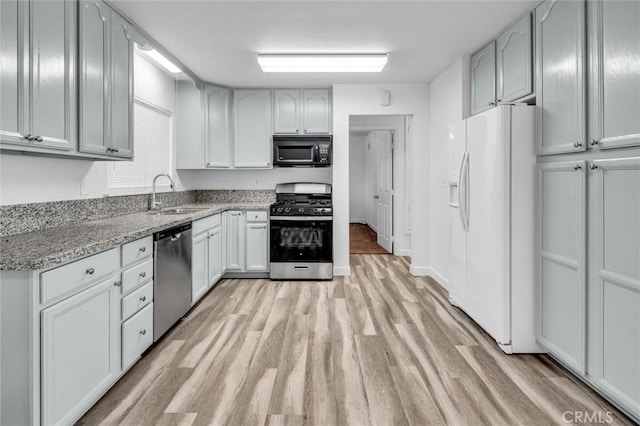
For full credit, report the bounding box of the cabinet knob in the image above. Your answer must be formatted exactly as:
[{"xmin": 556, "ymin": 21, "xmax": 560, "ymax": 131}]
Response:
[
  {"xmin": 35, "ymin": 136, "xmax": 43, "ymax": 142},
  {"xmin": 573, "ymin": 141, "xmax": 583, "ymax": 148},
  {"xmin": 24, "ymin": 134, "xmax": 33, "ymax": 141},
  {"xmin": 114, "ymin": 280, "xmax": 122, "ymax": 287},
  {"xmin": 303, "ymin": 129, "xmax": 307, "ymax": 134},
  {"xmin": 590, "ymin": 163, "xmax": 598, "ymax": 170},
  {"xmin": 86, "ymin": 267, "xmax": 95, "ymax": 275},
  {"xmin": 496, "ymin": 99, "xmax": 502, "ymax": 103},
  {"xmin": 113, "ymin": 147, "xmax": 119, "ymax": 153},
  {"xmin": 488, "ymin": 101, "xmax": 495, "ymax": 106},
  {"xmin": 590, "ymin": 139, "xmax": 599, "ymax": 146},
  {"xmin": 139, "ymin": 246, "xmax": 146, "ymax": 252},
  {"xmin": 139, "ymin": 271, "xmax": 146, "ymax": 278},
  {"xmin": 139, "ymin": 329, "xmax": 147, "ymax": 335},
  {"xmin": 574, "ymin": 164, "xmax": 582, "ymax": 170},
  {"xmin": 106, "ymin": 147, "xmax": 113, "ymax": 152},
  {"xmin": 296, "ymin": 129, "xmax": 299, "ymax": 133},
  {"xmin": 140, "ymin": 296, "xmax": 147, "ymax": 302}
]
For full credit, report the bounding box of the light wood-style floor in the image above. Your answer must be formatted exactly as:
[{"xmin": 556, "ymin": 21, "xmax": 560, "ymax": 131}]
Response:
[
  {"xmin": 79, "ymin": 255, "xmax": 633, "ymax": 426},
  {"xmin": 349, "ymin": 224, "xmax": 389, "ymax": 254}
]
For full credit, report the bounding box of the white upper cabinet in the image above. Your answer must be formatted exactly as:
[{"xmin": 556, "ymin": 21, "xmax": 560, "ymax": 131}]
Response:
[
  {"xmin": 273, "ymin": 90, "xmax": 301, "ymax": 134},
  {"xmin": 470, "ymin": 41, "xmax": 496, "ymax": 115},
  {"xmin": 175, "ymin": 80, "xmax": 205, "ymax": 169},
  {"xmin": 205, "ymin": 85, "xmax": 233, "ymax": 168},
  {"xmin": 274, "ymin": 89, "xmax": 331, "ymax": 134},
  {"xmin": 496, "ymin": 13, "xmax": 533, "ymax": 103},
  {"xmin": 233, "ymin": 89, "xmax": 272, "ymax": 168},
  {"xmin": 0, "ymin": 0, "xmax": 76, "ymax": 151},
  {"xmin": 79, "ymin": 1, "xmax": 134, "ymax": 159},
  {"xmin": 302, "ymin": 89, "xmax": 331, "ymax": 134},
  {"xmin": 587, "ymin": 0, "xmax": 640, "ymax": 151},
  {"xmin": 535, "ymin": 0, "xmax": 586, "ymax": 155}
]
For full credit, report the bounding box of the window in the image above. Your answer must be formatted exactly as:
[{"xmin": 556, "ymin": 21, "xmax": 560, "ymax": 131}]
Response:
[{"xmin": 106, "ymin": 100, "xmax": 173, "ymax": 193}]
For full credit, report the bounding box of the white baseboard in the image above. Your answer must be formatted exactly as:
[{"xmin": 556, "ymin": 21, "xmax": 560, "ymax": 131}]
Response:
[
  {"xmin": 409, "ymin": 265, "xmax": 430, "ymax": 276},
  {"xmin": 349, "ymin": 218, "xmax": 367, "ymax": 224},
  {"xmin": 395, "ymin": 248, "xmax": 411, "ymax": 257},
  {"xmin": 409, "ymin": 265, "xmax": 450, "ymax": 290},
  {"xmin": 333, "ymin": 266, "xmax": 351, "ymax": 276},
  {"xmin": 366, "ymin": 221, "xmax": 378, "ymax": 233}
]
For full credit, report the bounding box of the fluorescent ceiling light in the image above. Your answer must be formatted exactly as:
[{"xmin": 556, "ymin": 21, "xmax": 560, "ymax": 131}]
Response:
[
  {"xmin": 137, "ymin": 46, "xmax": 181, "ymax": 74},
  {"xmin": 257, "ymin": 54, "xmax": 388, "ymax": 73}
]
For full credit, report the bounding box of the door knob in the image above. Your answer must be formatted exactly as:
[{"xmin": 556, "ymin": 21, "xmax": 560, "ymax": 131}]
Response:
[{"xmin": 374, "ymin": 195, "xmax": 380, "ymax": 199}]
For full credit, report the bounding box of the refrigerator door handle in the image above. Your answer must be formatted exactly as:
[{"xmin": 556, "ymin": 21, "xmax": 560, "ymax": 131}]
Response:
[
  {"xmin": 461, "ymin": 151, "xmax": 470, "ymax": 232},
  {"xmin": 457, "ymin": 150, "xmax": 469, "ymax": 232}
]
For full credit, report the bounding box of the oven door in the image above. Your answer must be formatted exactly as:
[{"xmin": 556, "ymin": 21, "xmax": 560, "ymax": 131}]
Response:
[{"xmin": 270, "ymin": 217, "xmax": 332, "ymax": 263}]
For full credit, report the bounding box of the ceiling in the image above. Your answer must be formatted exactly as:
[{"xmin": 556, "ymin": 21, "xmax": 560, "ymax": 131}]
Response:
[{"xmin": 112, "ymin": 0, "xmax": 538, "ymax": 88}]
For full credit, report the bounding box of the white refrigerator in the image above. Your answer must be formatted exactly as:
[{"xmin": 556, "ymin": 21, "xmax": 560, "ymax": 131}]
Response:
[{"xmin": 448, "ymin": 104, "xmax": 542, "ymax": 354}]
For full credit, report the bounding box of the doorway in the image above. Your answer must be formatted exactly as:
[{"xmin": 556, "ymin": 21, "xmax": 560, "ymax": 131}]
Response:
[{"xmin": 348, "ymin": 115, "xmax": 410, "ymax": 256}]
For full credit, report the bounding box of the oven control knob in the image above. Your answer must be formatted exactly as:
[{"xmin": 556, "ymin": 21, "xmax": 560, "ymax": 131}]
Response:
[
  {"xmin": 298, "ymin": 208, "xmax": 304, "ymax": 213},
  {"xmin": 284, "ymin": 207, "xmax": 291, "ymax": 213},
  {"xmin": 277, "ymin": 208, "xmax": 283, "ymax": 213}
]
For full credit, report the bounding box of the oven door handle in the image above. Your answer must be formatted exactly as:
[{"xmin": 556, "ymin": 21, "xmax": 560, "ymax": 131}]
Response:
[{"xmin": 269, "ymin": 216, "xmax": 333, "ymax": 221}]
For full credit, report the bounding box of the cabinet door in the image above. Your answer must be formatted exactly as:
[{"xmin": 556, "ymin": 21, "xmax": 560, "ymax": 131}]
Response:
[
  {"xmin": 246, "ymin": 222, "xmax": 268, "ymax": 272},
  {"xmin": 205, "ymin": 85, "xmax": 232, "ymax": 167},
  {"xmin": 537, "ymin": 161, "xmax": 587, "ymax": 373},
  {"xmin": 470, "ymin": 41, "xmax": 496, "ymax": 115},
  {"xmin": 0, "ymin": 0, "xmax": 29, "ymax": 146},
  {"xmin": 109, "ymin": 10, "xmax": 134, "ymax": 158},
  {"xmin": 41, "ymin": 275, "xmax": 121, "ymax": 426},
  {"xmin": 588, "ymin": 158, "xmax": 640, "ymax": 417},
  {"xmin": 192, "ymin": 232, "xmax": 208, "ymax": 304},
  {"xmin": 233, "ymin": 90, "xmax": 271, "ymax": 168},
  {"xmin": 588, "ymin": 0, "xmax": 640, "ymax": 150},
  {"xmin": 79, "ymin": 1, "xmax": 109, "ymax": 156},
  {"xmin": 302, "ymin": 89, "xmax": 331, "ymax": 134},
  {"xmin": 29, "ymin": 0, "xmax": 76, "ymax": 151},
  {"xmin": 176, "ymin": 80, "xmax": 205, "ymax": 169},
  {"xmin": 208, "ymin": 226, "xmax": 223, "ymax": 285},
  {"xmin": 273, "ymin": 90, "xmax": 301, "ymax": 134},
  {"xmin": 497, "ymin": 13, "xmax": 533, "ymax": 103},
  {"xmin": 536, "ymin": 0, "xmax": 586, "ymax": 155},
  {"xmin": 226, "ymin": 211, "xmax": 244, "ymax": 271}
]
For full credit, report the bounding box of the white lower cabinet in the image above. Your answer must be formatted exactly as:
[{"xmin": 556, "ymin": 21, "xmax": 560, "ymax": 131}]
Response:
[
  {"xmin": 246, "ymin": 222, "xmax": 268, "ymax": 272},
  {"xmin": 122, "ymin": 303, "xmax": 154, "ymax": 370},
  {"xmin": 41, "ymin": 274, "xmax": 121, "ymax": 426},
  {"xmin": 192, "ymin": 214, "xmax": 223, "ymax": 305},
  {"xmin": 225, "ymin": 210, "xmax": 269, "ymax": 273},
  {"xmin": 226, "ymin": 211, "xmax": 245, "ymax": 271}
]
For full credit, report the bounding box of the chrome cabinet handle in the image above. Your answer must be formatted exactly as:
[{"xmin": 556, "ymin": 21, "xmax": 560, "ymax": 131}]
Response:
[
  {"xmin": 590, "ymin": 139, "xmax": 599, "ymax": 146},
  {"xmin": 140, "ymin": 296, "xmax": 147, "ymax": 302},
  {"xmin": 86, "ymin": 267, "xmax": 95, "ymax": 275},
  {"xmin": 24, "ymin": 134, "xmax": 33, "ymax": 140},
  {"xmin": 590, "ymin": 163, "xmax": 598, "ymax": 170},
  {"xmin": 139, "ymin": 246, "xmax": 146, "ymax": 252},
  {"xmin": 113, "ymin": 147, "xmax": 119, "ymax": 153},
  {"xmin": 139, "ymin": 329, "xmax": 146, "ymax": 335},
  {"xmin": 488, "ymin": 101, "xmax": 495, "ymax": 106},
  {"xmin": 35, "ymin": 136, "xmax": 43, "ymax": 142},
  {"xmin": 106, "ymin": 147, "xmax": 113, "ymax": 152},
  {"xmin": 139, "ymin": 271, "xmax": 146, "ymax": 278},
  {"xmin": 574, "ymin": 164, "xmax": 582, "ymax": 170},
  {"xmin": 573, "ymin": 141, "xmax": 582, "ymax": 148}
]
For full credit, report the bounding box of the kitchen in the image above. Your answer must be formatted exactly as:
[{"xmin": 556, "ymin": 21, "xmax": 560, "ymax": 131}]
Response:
[{"xmin": 1, "ymin": 0, "xmax": 639, "ymax": 425}]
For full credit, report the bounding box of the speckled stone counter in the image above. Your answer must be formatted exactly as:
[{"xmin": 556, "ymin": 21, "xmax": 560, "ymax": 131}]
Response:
[{"xmin": 0, "ymin": 203, "xmax": 270, "ymax": 271}]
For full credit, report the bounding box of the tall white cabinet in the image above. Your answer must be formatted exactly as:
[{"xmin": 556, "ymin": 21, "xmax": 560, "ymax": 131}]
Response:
[
  {"xmin": 233, "ymin": 89, "xmax": 272, "ymax": 168},
  {"xmin": 536, "ymin": 0, "xmax": 640, "ymax": 421}
]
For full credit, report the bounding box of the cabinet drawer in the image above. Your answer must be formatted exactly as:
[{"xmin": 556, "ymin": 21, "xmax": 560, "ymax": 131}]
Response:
[
  {"xmin": 122, "ymin": 236, "xmax": 152, "ymax": 267},
  {"xmin": 193, "ymin": 213, "xmax": 221, "ymax": 235},
  {"xmin": 122, "ymin": 281, "xmax": 153, "ymax": 321},
  {"xmin": 122, "ymin": 303, "xmax": 153, "ymax": 370},
  {"xmin": 40, "ymin": 248, "xmax": 120, "ymax": 305},
  {"xmin": 246, "ymin": 210, "xmax": 267, "ymax": 222},
  {"xmin": 122, "ymin": 258, "xmax": 153, "ymax": 294}
]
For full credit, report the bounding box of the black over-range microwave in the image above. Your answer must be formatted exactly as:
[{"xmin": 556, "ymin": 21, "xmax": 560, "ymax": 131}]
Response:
[{"xmin": 273, "ymin": 135, "xmax": 332, "ymax": 167}]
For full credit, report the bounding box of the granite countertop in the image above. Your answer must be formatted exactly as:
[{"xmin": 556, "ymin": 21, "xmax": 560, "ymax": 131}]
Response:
[{"xmin": 0, "ymin": 203, "xmax": 270, "ymax": 271}]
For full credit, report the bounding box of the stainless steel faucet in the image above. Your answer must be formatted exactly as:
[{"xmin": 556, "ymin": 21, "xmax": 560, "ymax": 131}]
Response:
[{"xmin": 150, "ymin": 174, "xmax": 176, "ymax": 210}]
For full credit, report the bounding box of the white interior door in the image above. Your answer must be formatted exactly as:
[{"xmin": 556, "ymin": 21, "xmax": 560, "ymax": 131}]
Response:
[{"xmin": 372, "ymin": 130, "xmax": 393, "ymax": 253}]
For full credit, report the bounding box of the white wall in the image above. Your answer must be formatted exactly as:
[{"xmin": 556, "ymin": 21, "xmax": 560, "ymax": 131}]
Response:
[
  {"xmin": 0, "ymin": 54, "xmax": 178, "ymax": 206},
  {"xmin": 427, "ymin": 58, "xmax": 467, "ymax": 288},
  {"xmin": 332, "ymin": 83, "xmax": 430, "ymax": 276},
  {"xmin": 177, "ymin": 167, "xmax": 331, "ymax": 190},
  {"xmin": 348, "ymin": 135, "xmax": 367, "ymax": 222}
]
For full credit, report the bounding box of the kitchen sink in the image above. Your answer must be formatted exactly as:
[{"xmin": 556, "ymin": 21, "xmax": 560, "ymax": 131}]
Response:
[{"xmin": 149, "ymin": 207, "xmax": 208, "ymax": 215}]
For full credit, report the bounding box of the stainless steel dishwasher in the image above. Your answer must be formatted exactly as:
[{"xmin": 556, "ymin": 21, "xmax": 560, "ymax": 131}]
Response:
[{"xmin": 153, "ymin": 223, "xmax": 192, "ymax": 341}]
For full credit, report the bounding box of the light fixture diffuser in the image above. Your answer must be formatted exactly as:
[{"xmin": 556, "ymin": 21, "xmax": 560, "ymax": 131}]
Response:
[
  {"xmin": 137, "ymin": 46, "xmax": 181, "ymax": 74},
  {"xmin": 257, "ymin": 54, "xmax": 388, "ymax": 73}
]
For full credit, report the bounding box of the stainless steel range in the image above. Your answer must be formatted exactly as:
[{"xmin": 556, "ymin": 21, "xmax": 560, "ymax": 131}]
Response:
[{"xmin": 269, "ymin": 183, "xmax": 333, "ymax": 280}]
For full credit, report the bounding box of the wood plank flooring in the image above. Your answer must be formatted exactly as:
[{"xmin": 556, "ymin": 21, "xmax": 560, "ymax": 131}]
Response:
[
  {"xmin": 349, "ymin": 224, "xmax": 389, "ymax": 254},
  {"xmin": 78, "ymin": 255, "xmax": 634, "ymax": 426}
]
